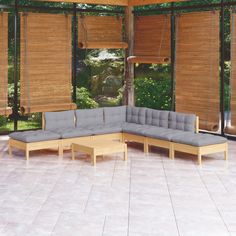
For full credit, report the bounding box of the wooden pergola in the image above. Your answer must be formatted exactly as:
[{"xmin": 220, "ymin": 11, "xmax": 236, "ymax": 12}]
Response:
[
  {"xmin": 2, "ymin": 0, "xmax": 236, "ymax": 138},
  {"xmin": 35, "ymin": 0, "xmax": 185, "ymax": 6},
  {"xmin": 32, "ymin": 0, "xmax": 185, "ymax": 108}
]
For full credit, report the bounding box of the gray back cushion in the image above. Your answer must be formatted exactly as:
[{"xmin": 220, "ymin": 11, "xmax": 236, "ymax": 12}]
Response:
[
  {"xmin": 127, "ymin": 106, "xmax": 146, "ymax": 125},
  {"xmin": 169, "ymin": 111, "xmax": 196, "ymax": 132},
  {"xmin": 104, "ymin": 106, "xmax": 126, "ymax": 125},
  {"xmin": 146, "ymin": 108, "xmax": 169, "ymax": 128},
  {"xmin": 75, "ymin": 108, "xmax": 104, "ymax": 128},
  {"xmin": 45, "ymin": 110, "xmax": 75, "ymax": 131}
]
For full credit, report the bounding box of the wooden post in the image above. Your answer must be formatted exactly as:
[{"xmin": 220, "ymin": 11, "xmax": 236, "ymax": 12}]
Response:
[{"xmin": 124, "ymin": 6, "xmax": 134, "ymax": 106}]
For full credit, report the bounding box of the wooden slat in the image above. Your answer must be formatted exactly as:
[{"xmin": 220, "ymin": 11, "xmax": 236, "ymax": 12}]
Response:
[
  {"xmin": 225, "ymin": 13, "xmax": 236, "ymax": 135},
  {"xmin": 124, "ymin": 6, "xmax": 135, "ymax": 106},
  {"xmin": 34, "ymin": 0, "xmax": 185, "ymax": 6},
  {"xmin": 132, "ymin": 14, "xmax": 171, "ymax": 64},
  {"xmin": 129, "ymin": 0, "xmax": 186, "ymax": 6},
  {"xmin": 78, "ymin": 15, "xmax": 127, "ymax": 49},
  {"xmin": 0, "ymin": 12, "xmax": 12, "ymax": 116},
  {"xmin": 21, "ymin": 103, "xmax": 77, "ymax": 114},
  {"xmin": 175, "ymin": 11, "xmax": 220, "ymax": 132},
  {"xmin": 20, "ymin": 13, "xmax": 76, "ymax": 114},
  {"xmin": 127, "ymin": 56, "xmax": 169, "ymax": 64},
  {"xmin": 79, "ymin": 42, "xmax": 128, "ymax": 49},
  {"xmin": 35, "ymin": 0, "xmax": 128, "ymax": 6}
]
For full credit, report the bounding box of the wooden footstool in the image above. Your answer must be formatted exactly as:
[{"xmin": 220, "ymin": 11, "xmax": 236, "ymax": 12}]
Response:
[
  {"xmin": 170, "ymin": 133, "xmax": 228, "ymax": 165},
  {"xmin": 71, "ymin": 140, "xmax": 127, "ymax": 166}
]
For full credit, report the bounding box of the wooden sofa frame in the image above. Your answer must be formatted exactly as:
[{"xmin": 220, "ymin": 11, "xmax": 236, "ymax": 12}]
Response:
[
  {"xmin": 8, "ymin": 138, "xmax": 63, "ymax": 161},
  {"xmin": 8, "ymin": 115, "xmax": 228, "ymax": 164}
]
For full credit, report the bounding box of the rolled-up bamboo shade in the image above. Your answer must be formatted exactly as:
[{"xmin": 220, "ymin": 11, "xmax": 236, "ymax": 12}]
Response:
[
  {"xmin": 175, "ymin": 11, "xmax": 220, "ymax": 132},
  {"xmin": 127, "ymin": 56, "xmax": 170, "ymax": 64},
  {"xmin": 225, "ymin": 12, "xmax": 236, "ymax": 135},
  {"xmin": 128, "ymin": 14, "xmax": 170, "ymax": 64},
  {"xmin": 78, "ymin": 15, "xmax": 128, "ymax": 49},
  {"xmin": 20, "ymin": 13, "xmax": 76, "ymax": 114},
  {"xmin": 0, "ymin": 12, "xmax": 11, "ymax": 116}
]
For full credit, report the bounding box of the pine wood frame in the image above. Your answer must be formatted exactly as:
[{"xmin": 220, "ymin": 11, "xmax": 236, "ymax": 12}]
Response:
[
  {"xmin": 60, "ymin": 133, "xmax": 123, "ymax": 156},
  {"xmin": 8, "ymin": 133, "xmax": 123, "ymax": 160},
  {"xmin": 71, "ymin": 140, "xmax": 127, "ymax": 165},
  {"xmin": 170, "ymin": 142, "xmax": 228, "ymax": 165},
  {"xmin": 8, "ymin": 116, "xmax": 228, "ymax": 164},
  {"xmin": 8, "ymin": 138, "xmax": 63, "ymax": 161}
]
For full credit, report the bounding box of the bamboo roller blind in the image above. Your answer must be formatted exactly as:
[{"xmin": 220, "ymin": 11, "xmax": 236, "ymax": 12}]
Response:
[
  {"xmin": 225, "ymin": 12, "xmax": 236, "ymax": 135},
  {"xmin": 20, "ymin": 13, "xmax": 76, "ymax": 114},
  {"xmin": 0, "ymin": 12, "xmax": 11, "ymax": 116},
  {"xmin": 175, "ymin": 11, "xmax": 220, "ymax": 132},
  {"xmin": 129, "ymin": 14, "xmax": 171, "ymax": 64},
  {"xmin": 78, "ymin": 15, "xmax": 128, "ymax": 49}
]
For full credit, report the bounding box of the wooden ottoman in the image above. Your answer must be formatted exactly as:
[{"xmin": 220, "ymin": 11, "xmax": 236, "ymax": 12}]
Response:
[
  {"xmin": 170, "ymin": 133, "xmax": 228, "ymax": 165},
  {"xmin": 71, "ymin": 140, "xmax": 127, "ymax": 166},
  {"xmin": 8, "ymin": 130, "xmax": 62, "ymax": 160}
]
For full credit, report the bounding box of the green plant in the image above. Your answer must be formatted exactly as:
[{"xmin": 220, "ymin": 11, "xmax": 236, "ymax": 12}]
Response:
[
  {"xmin": 76, "ymin": 87, "xmax": 99, "ymax": 109},
  {"xmin": 0, "ymin": 116, "xmax": 7, "ymax": 127},
  {"xmin": 135, "ymin": 76, "xmax": 172, "ymax": 110}
]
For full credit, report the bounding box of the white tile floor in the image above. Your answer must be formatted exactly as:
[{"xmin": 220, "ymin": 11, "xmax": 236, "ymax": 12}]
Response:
[{"xmin": 0, "ymin": 135, "xmax": 236, "ymax": 236}]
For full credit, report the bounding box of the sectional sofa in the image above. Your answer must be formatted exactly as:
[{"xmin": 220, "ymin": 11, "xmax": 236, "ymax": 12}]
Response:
[{"xmin": 8, "ymin": 106, "xmax": 228, "ymax": 164}]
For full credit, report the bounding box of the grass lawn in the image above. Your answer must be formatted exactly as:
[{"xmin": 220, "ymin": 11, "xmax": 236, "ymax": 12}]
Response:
[{"xmin": 0, "ymin": 121, "xmax": 41, "ymax": 133}]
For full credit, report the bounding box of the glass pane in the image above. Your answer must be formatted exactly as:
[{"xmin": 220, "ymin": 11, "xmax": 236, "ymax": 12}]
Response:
[
  {"xmin": 134, "ymin": 64, "xmax": 172, "ymax": 110},
  {"xmin": 76, "ymin": 48, "xmax": 124, "ymax": 109}
]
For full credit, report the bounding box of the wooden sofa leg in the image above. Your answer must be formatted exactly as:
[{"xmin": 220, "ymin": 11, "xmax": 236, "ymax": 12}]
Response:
[
  {"xmin": 224, "ymin": 143, "xmax": 228, "ymax": 161},
  {"xmin": 58, "ymin": 141, "xmax": 63, "ymax": 157},
  {"xmin": 144, "ymin": 140, "xmax": 149, "ymax": 154},
  {"xmin": 198, "ymin": 153, "xmax": 202, "ymax": 165},
  {"xmin": 124, "ymin": 145, "xmax": 128, "ymax": 161},
  {"xmin": 26, "ymin": 149, "xmax": 29, "ymax": 161},
  {"xmin": 169, "ymin": 143, "xmax": 174, "ymax": 159},
  {"xmin": 58, "ymin": 142, "xmax": 63, "ymax": 157},
  {"xmin": 8, "ymin": 144, "xmax": 12, "ymax": 157},
  {"xmin": 224, "ymin": 149, "xmax": 228, "ymax": 161}
]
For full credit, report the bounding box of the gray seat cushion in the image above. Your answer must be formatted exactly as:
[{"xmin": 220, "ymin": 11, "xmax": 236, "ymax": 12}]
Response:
[
  {"xmin": 146, "ymin": 108, "xmax": 169, "ymax": 128},
  {"xmin": 127, "ymin": 106, "xmax": 146, "ymax": 125},
  {"xmin": 9, "ymin": 130, "xmax": 60, "ymax": 143},
  {"xmin": 75, "ymin": 108, "xmax": 104, "ymax": 128},
  {"xmin": 56, "ymin": 125, "xmax": 123, "ymax": 138},
  {"xmin": 122, "ymin": 123, "xmax": 146, "ymax": 136},
  {"xmin": 53, "ymin": 127, "xmax": 94, "ymax": 139},
  {"xmin": 44, "ymin": 110, "xmax": 75, "ymax": 131},
  {"xmin": 104, "ymin": 106, "xmax": 126, "ymax": 126},
  {"xmin": 91, "ymin": 125, "xmax": 123, "ymax": 135},
  {"xmin": 169, "ymin": 111, "xmax": 196, "ymax": 132},
  {"xmin": 172, "ymin": 133, "xmax": 227, "ymax": 147},
  {"xmin": 142, "ymin": 126, "xmax": 190, "ymax": 141}
]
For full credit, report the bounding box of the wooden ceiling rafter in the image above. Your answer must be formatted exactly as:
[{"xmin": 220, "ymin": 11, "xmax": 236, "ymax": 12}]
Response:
[{"xmin": 34, "ymin": 0, "xmax": 186, "ymax": 7}]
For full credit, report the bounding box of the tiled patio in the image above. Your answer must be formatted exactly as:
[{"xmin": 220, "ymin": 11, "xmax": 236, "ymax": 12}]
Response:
[{"xmin": 0, "ymin": 135, "xmax": 236, "ymax": 236}]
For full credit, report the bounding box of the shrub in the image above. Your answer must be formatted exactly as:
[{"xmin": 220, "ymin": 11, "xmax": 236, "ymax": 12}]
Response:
[
  {"xmin": 76, "ymin": 87, "xmax": 99, "ymax": 109},
  {"xmin": 134, "ymin": 76, "xmax": 172, "ymax": 110}
]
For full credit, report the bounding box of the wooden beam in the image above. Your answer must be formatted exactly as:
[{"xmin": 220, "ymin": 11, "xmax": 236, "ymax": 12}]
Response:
[
  {"xmin": 34, "ymin": 0, "xmax": 128, "ymax": 6},
  {"xmin": 34, "ymin": 0, "xmax": 186, "ymax": 6},
  {"xmin": 129, "ymin": 0, "xmax": 186, "ymax": 6},
  {"xmin": 124, "ymin": 6, "xmax": 134, "ymax": 106}
]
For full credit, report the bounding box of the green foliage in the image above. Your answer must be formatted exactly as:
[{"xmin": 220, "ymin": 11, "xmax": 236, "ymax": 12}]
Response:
[
  {"xmin": 134, "ymin": 64, "xmax": 172, "ymax": 110},
  {"xmin": 0, "ymin": 116, "xmax": 7, "ymax": 127},
  {"xmin": 8, "ymin": 83, "xmax": 19, "ymax": 111},
  {"xmin": 135, "ymin": 76, "xmax": 172, "ymax": 110},
  {"xmin": 85, "ymin": 53, "xmax": 124, "ymax": 97},
  {"xmin": 76, "ymin": 87, "xmax": 99, "ymax": 109},
  {"xmin": 77, "ymin": 50, "xmax": 124, "ymax": 107}
]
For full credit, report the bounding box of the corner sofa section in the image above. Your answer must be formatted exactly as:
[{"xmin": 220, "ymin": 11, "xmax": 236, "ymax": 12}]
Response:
[{"xmin": 8, "ymin": 106, "xmax": 227, "ymax": 164}]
